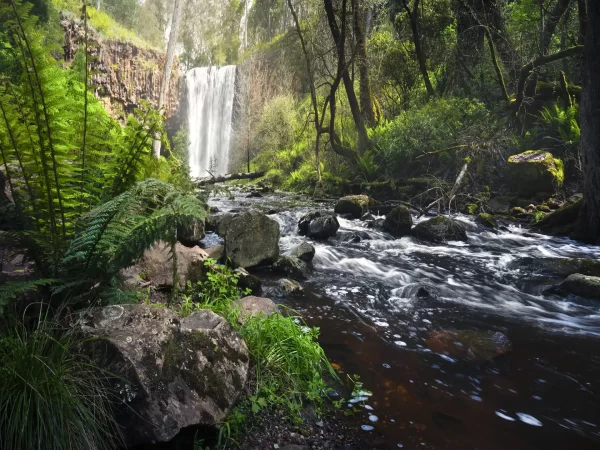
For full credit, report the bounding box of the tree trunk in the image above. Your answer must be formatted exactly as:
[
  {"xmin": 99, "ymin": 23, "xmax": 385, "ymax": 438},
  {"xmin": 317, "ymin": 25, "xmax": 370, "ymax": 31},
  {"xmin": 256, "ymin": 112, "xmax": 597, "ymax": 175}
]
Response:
[
  {"xmin": 579, "ymin": 0, "xmax": 600, "ymax": 242},
  {"xmin": 404, "ymin": 0, "xmax": 434, "ymax": 96},
  {"xmin": 353, "ymin": 0, "xmax": 376, "ymax": 125},
  {"xmin": 153, "ymin": 0, "xmax": 184, "ymax": 158},
  {"xmin": 456, "ymin": 0, "xmax": 485, "ymax": 90},
  {"xmin": 541, "ymin": 0, "xmax": 574, "ymax": 55}
]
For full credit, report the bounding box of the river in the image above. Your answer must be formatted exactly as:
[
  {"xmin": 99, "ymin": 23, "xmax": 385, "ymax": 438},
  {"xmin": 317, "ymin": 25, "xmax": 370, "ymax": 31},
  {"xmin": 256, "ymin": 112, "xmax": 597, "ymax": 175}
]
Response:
[{"xmin": 206, "ymin": 188, "xmax": 600, "ymax": 450}]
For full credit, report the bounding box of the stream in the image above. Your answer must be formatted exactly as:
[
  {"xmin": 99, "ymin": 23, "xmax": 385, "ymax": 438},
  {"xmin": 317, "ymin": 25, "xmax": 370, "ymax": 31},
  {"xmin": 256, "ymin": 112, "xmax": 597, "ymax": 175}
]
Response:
[{"xmin": 206, "ymin": 189, "xmax": 600, "ymax": 450}]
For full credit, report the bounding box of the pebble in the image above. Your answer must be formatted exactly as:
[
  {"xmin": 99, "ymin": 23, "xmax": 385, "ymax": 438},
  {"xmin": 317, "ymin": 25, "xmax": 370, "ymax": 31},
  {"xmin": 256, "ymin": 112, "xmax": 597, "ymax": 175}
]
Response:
[{"xmin": 361, "ymin": 425, "xmax": 374, "ymax": 431}]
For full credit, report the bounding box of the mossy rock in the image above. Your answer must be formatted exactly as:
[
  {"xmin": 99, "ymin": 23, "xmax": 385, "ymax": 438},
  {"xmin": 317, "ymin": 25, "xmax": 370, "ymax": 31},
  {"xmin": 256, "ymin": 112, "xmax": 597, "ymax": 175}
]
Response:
[
  {"xmin": 507, "ymin": 150, "xmax": 564, "ymax": 196},
  {"xmin": 412, "ymin": 216, "xmax": 467, "ymax": 243},
  {"xmin": 476, "ymin": 213, "xmax": 497, "ymax": 228},
  {"xmin": 383, "ymin": 206, "xmax": 413, "ymax": 237},
  {"xmin": 334, "ymin": 195, "xmax": 379, "ymax": 218}
]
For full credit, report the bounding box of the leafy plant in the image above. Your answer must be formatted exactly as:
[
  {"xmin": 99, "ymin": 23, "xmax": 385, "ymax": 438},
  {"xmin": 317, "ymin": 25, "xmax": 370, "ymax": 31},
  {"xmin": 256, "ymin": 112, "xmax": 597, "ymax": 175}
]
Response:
[{"xmin": 0, "ymin": 317, "xmax": 121, "ymax": 450}]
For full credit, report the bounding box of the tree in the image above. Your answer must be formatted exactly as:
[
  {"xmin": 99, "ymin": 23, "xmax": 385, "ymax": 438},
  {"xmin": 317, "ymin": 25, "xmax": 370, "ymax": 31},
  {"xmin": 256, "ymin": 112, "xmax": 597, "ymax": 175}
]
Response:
[
  {"xmin": 401, "ymin": 0, "xmax": 434, "ymax": 96},
  {"xmin": 154, "ymin": 0, "xmax": 184, "ymax": 157},
  {"xmin": 579, "ymin": 0, "xmax": 600, "ymax": 242}
]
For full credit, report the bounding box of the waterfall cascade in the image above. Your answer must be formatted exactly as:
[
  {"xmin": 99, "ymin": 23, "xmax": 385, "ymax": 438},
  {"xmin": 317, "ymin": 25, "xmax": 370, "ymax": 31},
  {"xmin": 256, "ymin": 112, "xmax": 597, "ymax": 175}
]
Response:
[{"xmin": 186, "ymin": 66, "xmax": 236, "ymax": 178}]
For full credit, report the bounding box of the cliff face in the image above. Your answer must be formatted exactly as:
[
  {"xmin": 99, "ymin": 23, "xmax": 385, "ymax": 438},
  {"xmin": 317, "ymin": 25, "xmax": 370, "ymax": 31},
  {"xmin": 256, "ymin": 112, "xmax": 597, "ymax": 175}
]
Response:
[{"xmin": 62, "ymin": 16, "xmax": 180, "ymax": 121}]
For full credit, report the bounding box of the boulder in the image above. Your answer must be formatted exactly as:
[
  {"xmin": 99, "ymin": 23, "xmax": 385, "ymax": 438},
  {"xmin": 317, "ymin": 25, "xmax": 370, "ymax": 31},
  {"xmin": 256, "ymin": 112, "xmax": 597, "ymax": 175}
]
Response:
[
  {"xmin": 234, "ymin": 267, "xmax": 262, "ymax": 295},
  {"xmin": 555, "ymin": 273, "xmax": 600, "ymax": 299},
  {"xmin": 178, "ymin": 219, "xmax": 205, "ymax": 247},
  {"xmin": 334, "ymin": 195, "xmax": 378, "ymax": 218},
  {"xmin": 426, "ymin": 330, "xmax": 511, "ymax": 362},
  {"xmin": 232, "ymin": 296, "xmax": 278, "ymax": 323},
  {"xmin": 206, "ymin": 213, "xmax": 235, "ymax": 237},
  {"xmin": 298, "ymin": 211, "xmax": 340, "ymax": 239},
  {"xmin": 225, "ymin": 210, "xmax": 280, "ymax": 268},
  {"xmin": 273, "ymin": 256, "xmax": 310, "ymax": 281},
  {"xmin": 205, "ymin": 244, "xmax": 225, "ymax": 262},
  {"xmin": 383, "ymin": 206, "xmax": 413, "ymax": 237},
  {"xmin": 412, "ymin": 216, "xmax": 467, "ymax": 243},
  {"xmin": 510, "ymin": 207, "xmax": 530, "ymax": 218},
  {"xmin": 79, "ymin": 305, "xmax": 249, "ymax": 446},
  {"xmin": 507, "ymin": 150, "xmax": 564, "ymax": 196},
  {"xmin": 121, "ymin": 241, "xmax": 207, "ymax": 290},
  {"xmin": 290, "ymin": 242, "xmax": 316, "ymax": 262},
  {"xmin": 277, "ymin": 278, "xmax": 304, "ymax": 295},
  {"xmin": 476, "ymin": 213, "xmax": 497, "ymax": 228}
]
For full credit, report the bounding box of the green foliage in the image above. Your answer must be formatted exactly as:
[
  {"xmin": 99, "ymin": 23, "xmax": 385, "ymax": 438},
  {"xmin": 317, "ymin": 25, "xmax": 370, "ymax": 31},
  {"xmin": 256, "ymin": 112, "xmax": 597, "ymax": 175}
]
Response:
[
  {"xmin": 539, "ymin": 103, "xmax": 580, "ymax": 160},
  {"xmin": 0, "ymin": 318, "xmax": 121, "ymax": 450},
  {"xmin": 372, "ymin": 97, "xmax": 491, "ymax": 180}
]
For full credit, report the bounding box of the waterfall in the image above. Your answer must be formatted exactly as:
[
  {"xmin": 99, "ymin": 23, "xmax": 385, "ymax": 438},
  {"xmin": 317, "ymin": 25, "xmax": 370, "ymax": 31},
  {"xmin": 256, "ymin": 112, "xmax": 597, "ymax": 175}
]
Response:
[{"xmin": 186, "ymin": 66, "xmax": 236, "ymax": 178}]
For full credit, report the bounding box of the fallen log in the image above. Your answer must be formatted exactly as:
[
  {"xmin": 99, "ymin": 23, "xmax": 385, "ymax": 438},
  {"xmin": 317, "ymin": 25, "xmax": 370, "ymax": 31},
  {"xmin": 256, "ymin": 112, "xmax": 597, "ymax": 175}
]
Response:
[{"xmin": 194, "ymin": 171, "xmax": 265, "ymax": 186}]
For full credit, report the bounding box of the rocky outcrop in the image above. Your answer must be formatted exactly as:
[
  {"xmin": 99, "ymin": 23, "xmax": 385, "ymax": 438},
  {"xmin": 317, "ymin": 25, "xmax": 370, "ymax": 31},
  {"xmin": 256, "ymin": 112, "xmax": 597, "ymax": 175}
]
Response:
[
  {"xmin": 298, "ymin": 212, "xmax": 339, "ymax": 239},
  {"xmin": 426, "ymin": 330, "xmax": 511, "ymax": 362},
  {"xmin": 507, "ymin": 150, "xmax": 564, "ymax": 196},
  {"xmin": 383, "ymin": 206, "xmax": 413, "ymax": 237},
  {"xmin": 334, "ymin": 195, "xmax": 378, "ymax": 218},
  {"xmin": 79, "ymin": 305, "xmax": 249, "ymax": 446},
  {"xmin": 120, "ymin": 241, "xmax": 207, "ymax": 290},
  {"xmin": 225, "ymin": 211, "xmax": 280, "ymax": 268},
  {"xmin": 290, "ymin": 242, "xmax": 316, "ymax": 262},
  {"xmin": 546, "ymin": 273, "xmax": 600, "ymax": 299},
  {"xmin": 62, "ymin": 16, "xmax": 180, "ymax": 121},
  {"xmin": 412, "ymin": 216, "xmax": 467, "ymax": 243},
  {"xmin": 178, "ymin": 219, "xmax": 206, "ymax": 247},
  {"xmin": 233, "ymin": 296, "xmax": 278, "ymax": 323},
  {"xmin": 273, "ymin": 256, "xmax": 310, "ymax": 281}
]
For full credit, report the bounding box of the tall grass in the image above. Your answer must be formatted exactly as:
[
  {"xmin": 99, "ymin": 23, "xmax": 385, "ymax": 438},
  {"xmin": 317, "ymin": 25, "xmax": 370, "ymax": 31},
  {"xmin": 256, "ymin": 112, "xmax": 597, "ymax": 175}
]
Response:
[{"xmin": 0, "ymin": 317, "xmax": 121, "ymax": 450}]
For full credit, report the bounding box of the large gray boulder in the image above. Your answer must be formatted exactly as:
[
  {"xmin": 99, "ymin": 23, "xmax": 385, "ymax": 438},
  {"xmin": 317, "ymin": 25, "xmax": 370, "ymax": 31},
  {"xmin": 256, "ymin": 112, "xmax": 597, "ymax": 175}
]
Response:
[
  {"xmin": 79, "ymin": 305, "xmax": 249, "ymax": 447},
  {"xmin": 412, "ymin": 216, "xmax": 467, "ymax": 243},
  {"xmin": 225, "ymin": 210, "xmax": 280, "ymax": 268},
  {"xmin": 383, "ymin": 206, "xmax": 413, "ymax": 237},
  {"xmin": 334, "ymin": 195, "xmax": 377, "ymax": 218},
  {"xmin": 298, "ymin": 211, "xmax": 339, "ymax": 239},
  {"xmin": 120, "ymin": 241, "xmax": 208, "ymax": 290}
]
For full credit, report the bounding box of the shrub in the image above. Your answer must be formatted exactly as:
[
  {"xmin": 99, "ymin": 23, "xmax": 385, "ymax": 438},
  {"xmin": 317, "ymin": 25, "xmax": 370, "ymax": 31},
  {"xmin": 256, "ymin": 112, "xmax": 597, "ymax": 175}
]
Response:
[{"xmin": 0, "ymin": 319, "xmax": 121, "ymax": 450}]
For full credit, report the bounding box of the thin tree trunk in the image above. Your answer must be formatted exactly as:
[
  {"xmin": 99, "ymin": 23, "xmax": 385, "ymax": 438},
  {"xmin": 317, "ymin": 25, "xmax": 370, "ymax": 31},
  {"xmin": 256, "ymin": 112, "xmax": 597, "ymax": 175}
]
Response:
[
  {"xmin": 153, "ymin": 0, "xmax": 184, "ymax": 158},
  {"xmin": 404, "ymin": 0, "xmax": 434, "ymax": 96},
  {"xmin": 541, "ymin": 0, "xmax": 574, "ymax": 55},
  {"xmin": 353, "ymin": 0, "xmax": 375, "ymax": 125},
  {"xmin": 486, "ymin": 29, "xmax": 510, "ymax": 103},
  {"xmin": 579, "ymin": 0, "xmax": 600, "ymax": 242}
]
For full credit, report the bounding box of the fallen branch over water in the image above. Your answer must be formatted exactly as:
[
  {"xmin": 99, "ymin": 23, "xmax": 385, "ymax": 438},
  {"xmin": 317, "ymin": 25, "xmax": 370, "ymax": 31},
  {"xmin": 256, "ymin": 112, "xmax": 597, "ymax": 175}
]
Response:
[{"xmin": 194, "ymin": 171, "xmax": 265, "ymax": 186}]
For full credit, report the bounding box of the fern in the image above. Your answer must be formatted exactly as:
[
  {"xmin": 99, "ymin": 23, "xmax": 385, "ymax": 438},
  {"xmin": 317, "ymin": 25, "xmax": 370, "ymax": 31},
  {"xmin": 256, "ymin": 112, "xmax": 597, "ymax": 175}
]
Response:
[{"xmin": 0, "ymin": 279, "xmax": 56, "ymax": 314}]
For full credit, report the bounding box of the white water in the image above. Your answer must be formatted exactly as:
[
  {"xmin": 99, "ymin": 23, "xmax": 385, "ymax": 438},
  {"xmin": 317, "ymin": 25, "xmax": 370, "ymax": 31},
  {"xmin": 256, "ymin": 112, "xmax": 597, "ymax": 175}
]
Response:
[{"xmin": 186, "ymin": 66, "xmax": 236, "ymax": 177}]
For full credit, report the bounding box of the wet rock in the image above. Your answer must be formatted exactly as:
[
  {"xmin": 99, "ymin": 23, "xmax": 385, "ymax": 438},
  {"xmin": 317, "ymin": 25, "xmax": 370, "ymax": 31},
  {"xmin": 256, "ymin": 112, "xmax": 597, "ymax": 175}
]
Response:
[
  {"xmin": 225, "ymin": 211, "xmax": 280, "ymax": 268},
  {"xmin": 273, "ymin": 256, "xmax": 310, "ymax": 281},
  {"xmin": 79, "ymin": 305, "xmax": 249, "ymax": 447},
  {"xmin": 412, "ymin": 216, "xmax": 467, "ymax": 243},
  {"xmin": 178, "ymin": 219, "xmax": 205, "ymax": 247},
  {"xmin": 206, "ymin": 213, "xmax": 235, "ymax": 236},
  {"xmin": 209, "ymin": 206, "xmax": 220, "ymax": 213},
  {"xmin": 507, "ymin": 150, "xmax": 564, "ymax": 196},
  {"xmin": 290, "ymin": 242, "xmax": 316, "ymax": 262},
  {"xmin": 247, "ymin": 191, "xmax": 263, "ymax": 198},
  {"xmin": 342, "ymin": 231, "xmax": 372, "ymax": 243},
  {"xmin": 546, "ymin": 198, "xmax": 561, "ymax": 209},
  {"xmin": 510, "ymin": 207, "xmax": 530, "ymax": 218},
  {"xmin": 334, "ymin": 195, "xmax": 378, "ymax": 219},
  {"xmin": 298, "ymin": 211, "xmax": 340, "ymax": 239},
  {"xmin": 120, "ymin": 242, "xmax": 207, "ymax": 290},
  {"xmin": 509, "ymin": 257, "xmax": 600, "ymax": 278},
  {"xmin": 383, "ymin": 206, "xmax": 413, "ymax": 237},
  {"xmin": 278, "ymin": 278, "xmax": 304, "ymax": 295},
  {"xmin": 535, "ymin": 197, "xmax": 582, "ymax": 237},
  {"xmin": 205, "ymin": 244, "xmax": 225, "ymax": 262},
  {"xmin": 536, "ymin": 204, "xmax": 552, "ymax": 213},
  {"xmin": 426, "ymin": 330, "xmax": 511, "ymax": 362},
  {"xmin": 552, "ymin": 273, "xmax": 600, "ymax": 299},
  {"xmin": 233, "ymin": 296, "xmax": 278, "ymax": 323},
  {"xmin": 476, "ymin": 213, "xmax": 497, "ymax": 228},
  {"xmin": 234, "ymin": 267, "xmax": 262, "ymax": 295},
  {"xmin": 416, "ymin": 287, "xmax": 432, "ymax": 298},
  {"xmin": 266, "ymin": 209, "xmax": 278, "ymax": 215}
]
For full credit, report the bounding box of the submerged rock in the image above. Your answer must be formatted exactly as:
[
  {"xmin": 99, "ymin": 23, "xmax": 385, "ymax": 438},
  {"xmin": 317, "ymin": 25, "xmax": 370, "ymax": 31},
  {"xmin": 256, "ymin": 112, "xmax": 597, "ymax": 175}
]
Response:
[
  {"xmin": 383, "ymin": 206, "xmax": 413, "ymax": 237},
  {"xmin": 277, "ymin": 278, "xmax": 304, "ymax": 296},
  {"xmin": 342, "ymin": 231, "xmax": 372, "ymax": 243},
  {"xmin": 509, "ymin": 257, "xmax": 600, "ymax": 278},
  {"xmin": 79, "ymin": 305, "xmax": 249, "ymax": 446},
  {"xmin": 233, "ymin": 296, "xmax": 278, "ymax": 323},
  {"xmin": 298, "ymin": 211, "xmax": 340, "ymax": 239},
  {"xmin": 507, "ymin": 150, "xmax": 564, "ymax": 196},
  {"xmin": 547, "ymin": 273, "xmax": 600, "ymax": 299},
  {"xmin": 426, "ymin": 330, "xmax": 511, "ymax": 362},
  {"xmin": 334, "ymin": 195, "xmax": 378, "ymax": 219},
  {"xmin": 225, "ymin": 210, "xmax": 280, "ymax": 268},
  {"xmin": 412, "ymin": 216, "xmax": 467, "ymax": 243},
  {"xmin": 120, "ymin": 241, "xmax": 207, "ymax": 290},
  {"xmin": 273, "ymin": 256, "xmax": 310, "ymax": 280},
  {"xmin": 290, "ymin": 242, "xmax": 316, "ymax": 262}
]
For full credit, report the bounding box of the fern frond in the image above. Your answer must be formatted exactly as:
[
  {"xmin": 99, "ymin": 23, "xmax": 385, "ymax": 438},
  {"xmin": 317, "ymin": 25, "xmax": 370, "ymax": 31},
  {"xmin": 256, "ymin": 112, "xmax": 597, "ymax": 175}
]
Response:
[{"xmin": 0, "ymin": 278, "xmax": 56, "ymax": 314}]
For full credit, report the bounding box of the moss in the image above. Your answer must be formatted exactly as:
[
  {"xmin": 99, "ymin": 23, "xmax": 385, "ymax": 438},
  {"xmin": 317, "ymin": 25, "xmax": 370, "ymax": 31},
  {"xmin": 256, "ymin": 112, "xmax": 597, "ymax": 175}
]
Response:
[
  {"xmin": 507, "ymin": 150, "xmax": 564, "ymax": 196},
  {"xmin": 476, "ymin": 213, "xmax": 497, "ymax": 228},
  {"xmin": 465, "ymin": 203, "xmax": 478, "ymax": 215}
]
